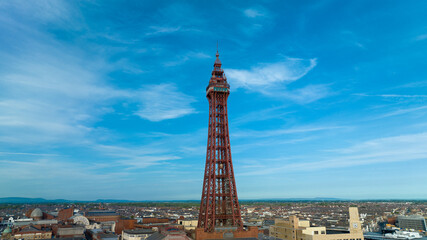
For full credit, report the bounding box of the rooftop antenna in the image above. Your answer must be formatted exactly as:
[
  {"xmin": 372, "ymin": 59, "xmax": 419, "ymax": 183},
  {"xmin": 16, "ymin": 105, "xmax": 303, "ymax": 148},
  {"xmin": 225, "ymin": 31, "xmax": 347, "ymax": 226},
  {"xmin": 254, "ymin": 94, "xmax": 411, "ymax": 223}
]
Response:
[{"xmin": 217, "ymin": 40, "xmax": 219, "ymax": 53}]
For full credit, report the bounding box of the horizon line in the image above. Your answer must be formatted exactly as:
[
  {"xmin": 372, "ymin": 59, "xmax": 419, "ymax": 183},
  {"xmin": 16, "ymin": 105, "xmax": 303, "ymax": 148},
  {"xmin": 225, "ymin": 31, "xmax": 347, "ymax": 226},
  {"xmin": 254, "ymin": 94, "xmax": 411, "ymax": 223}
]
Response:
[{"xmin": 1, "ymin": 196, "xmax": 426, "ymax": 203}]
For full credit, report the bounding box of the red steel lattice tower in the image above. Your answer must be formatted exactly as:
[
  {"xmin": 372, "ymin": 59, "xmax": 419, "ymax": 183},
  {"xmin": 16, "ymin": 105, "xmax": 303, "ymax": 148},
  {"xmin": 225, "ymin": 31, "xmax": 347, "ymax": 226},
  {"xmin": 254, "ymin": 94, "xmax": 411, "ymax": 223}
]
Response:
[{"xmin": 198, "ymin": 51, "xmax": 243, "ymax": 232}]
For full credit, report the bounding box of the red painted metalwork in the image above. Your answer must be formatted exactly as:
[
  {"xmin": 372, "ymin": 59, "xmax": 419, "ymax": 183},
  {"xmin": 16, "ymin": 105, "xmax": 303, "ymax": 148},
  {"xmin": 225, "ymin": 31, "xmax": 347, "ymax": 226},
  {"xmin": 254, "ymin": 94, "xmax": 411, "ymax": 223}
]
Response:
[{"xmin": 198, "ymin": 51, "xmax": 243, "ymax": 232}]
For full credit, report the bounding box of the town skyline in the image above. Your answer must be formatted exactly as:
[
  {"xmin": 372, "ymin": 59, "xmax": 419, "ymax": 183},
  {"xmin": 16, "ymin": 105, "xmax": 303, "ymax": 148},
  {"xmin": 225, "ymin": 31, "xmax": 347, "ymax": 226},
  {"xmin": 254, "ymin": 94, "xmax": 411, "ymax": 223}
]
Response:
[{"xmin": 1, "ymin": 1, "xmax": 427, "ymax": 200}]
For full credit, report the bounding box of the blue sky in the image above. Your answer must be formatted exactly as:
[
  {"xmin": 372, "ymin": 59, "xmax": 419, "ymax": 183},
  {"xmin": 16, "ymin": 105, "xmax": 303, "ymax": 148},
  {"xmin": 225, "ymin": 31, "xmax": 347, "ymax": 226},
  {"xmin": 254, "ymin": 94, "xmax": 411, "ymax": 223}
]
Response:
[{"xmin": 0, "ymin": 0, "xmax": 426, "ymax": 201}]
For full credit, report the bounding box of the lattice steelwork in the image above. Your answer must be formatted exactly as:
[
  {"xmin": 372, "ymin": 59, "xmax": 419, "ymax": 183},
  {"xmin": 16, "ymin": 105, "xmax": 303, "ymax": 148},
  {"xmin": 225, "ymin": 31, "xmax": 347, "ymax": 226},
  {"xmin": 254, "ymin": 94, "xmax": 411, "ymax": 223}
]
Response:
[{"xmin": 198, "ymin": 51, "xmax": 243, "ymax": 232}]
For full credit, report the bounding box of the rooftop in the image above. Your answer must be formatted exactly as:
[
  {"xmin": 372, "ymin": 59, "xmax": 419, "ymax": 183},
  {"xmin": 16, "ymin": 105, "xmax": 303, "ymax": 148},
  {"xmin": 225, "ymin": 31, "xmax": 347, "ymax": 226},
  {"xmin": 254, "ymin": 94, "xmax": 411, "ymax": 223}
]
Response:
[
  {"xmin": 124, "ymin": 229, "xmax": 155, "ymax": 234},
  {"xmin": 86, "ymin": 211, "xmax": 119, "ymax": 217}
]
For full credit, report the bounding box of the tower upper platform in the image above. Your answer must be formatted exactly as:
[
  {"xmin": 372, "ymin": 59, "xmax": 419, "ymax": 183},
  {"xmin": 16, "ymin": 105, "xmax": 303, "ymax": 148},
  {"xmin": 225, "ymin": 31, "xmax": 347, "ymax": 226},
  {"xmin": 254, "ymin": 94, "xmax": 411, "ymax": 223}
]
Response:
[{"xmin": 206, "ymin": 51, "xmax": 230, "ymax": 95}]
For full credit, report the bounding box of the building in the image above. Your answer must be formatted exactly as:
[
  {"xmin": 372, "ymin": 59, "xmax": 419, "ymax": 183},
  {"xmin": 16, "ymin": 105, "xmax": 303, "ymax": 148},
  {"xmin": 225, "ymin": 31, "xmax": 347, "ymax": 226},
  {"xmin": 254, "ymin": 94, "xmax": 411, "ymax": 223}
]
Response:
[
  {"xmin": 97, "ymin": 233, "xmax": 119, "ymax": 240},
  {"xmin": 141, "ymin": 218, "xmax": 169, "ymax": 224},
  {"xmin": 71, "ymin": 215, "xmax": 90, "ymax": 226},
  {"xmin": 146, "ymin": 227, "xmax": 192, "ymax": 240},
  {"xmin": 195, "ymin": 51, "xmax": 258, "ymax": 240},
  {"xmin": 13, "ymin": 225, "xmax": 52, "ymax": 240},
  {"xmin": 56, "ymin": 226, "xmax": 85, "ymax": 238},
  {"xmin": 89, "ymin": 229, "xmax": 119, "ymax": 240},
  {"xmin": 1, "ymin": 226, "xmax": 12, "ymax": 240},
  {"xmin": 13, "ymin": 219, "xmax": 58, "ymax": 227},
  {"xmin": 30, "ymin": 209, "xmax": 43, "ymax": 221},
  {"xmin": 58, "ymin": 207, "xmax": 75, "ymax": 221},
  {"xmin": 177, "ymin": 219, "xmax": 198, "ymax": 231},
  {"xmin": 122, "ymin": 229, "xmax": 155, "ymax": 240},
  {"xmin": 85, "ymin": 211, "xmax": 120, "ymax": 222},
  {"xmin": 396, "ymin": 215, "xmax": 427, "ymax": 231},
  {"xmin": 270, "ymin": 207, "xmax": 364, "ymax": 240},
  {"xmin": 115, "ymin": 218, "xmax": 137, "ymax": 234}
]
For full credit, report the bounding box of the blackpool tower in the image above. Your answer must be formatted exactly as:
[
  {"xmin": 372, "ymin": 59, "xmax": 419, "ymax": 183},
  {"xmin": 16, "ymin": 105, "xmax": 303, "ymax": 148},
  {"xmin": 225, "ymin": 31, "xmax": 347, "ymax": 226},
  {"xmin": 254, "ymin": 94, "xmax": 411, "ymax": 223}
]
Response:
[{"xmin": 196, "ymin": 51, "xmax": 258, "ymax": 240}]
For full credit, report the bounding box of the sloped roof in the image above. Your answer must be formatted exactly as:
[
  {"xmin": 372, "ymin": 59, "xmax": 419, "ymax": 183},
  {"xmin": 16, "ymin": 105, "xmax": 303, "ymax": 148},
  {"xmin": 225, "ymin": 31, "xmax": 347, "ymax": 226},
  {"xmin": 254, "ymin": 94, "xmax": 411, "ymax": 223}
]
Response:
[
  {"xmin": 16, "ymin": 225, "xmax": 47, "ymax": 234},
  {"xmin": 146, "ymin": 232, "xmax": 165, "ymax": 240}
]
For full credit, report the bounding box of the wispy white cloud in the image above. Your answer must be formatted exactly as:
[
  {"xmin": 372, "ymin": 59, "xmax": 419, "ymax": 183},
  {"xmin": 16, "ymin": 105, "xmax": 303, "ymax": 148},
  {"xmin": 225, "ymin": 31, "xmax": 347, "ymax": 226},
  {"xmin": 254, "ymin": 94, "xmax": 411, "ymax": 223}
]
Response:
[
  {"xmin": 0, "ymin": 157, "xmax": 133, "ymax": 199},
  {"xmin": 227, "ymin": 58, "xmax": 317, "ymax": 88},
  {"xmin": 231, "ymin": 106, "xmax": 293, "ymax": 125},
  {"xmin": 134, "ymin": 84, "xmax": 197, "ymax": 122},
  {"xmin": 376, "ymin": 105, "xmax": 427, "ymax": 119},
  {"xmin": 91, "ymin": 143, "xmax": 180, "ymax": 169},
  {"xmin": 0, "ymin": 4, "xmax": 197, "ymax": 150},
  {"xmin": 0, "ymin": 152, "xmax": 60, "ymax": 156},
  {"xmin": 415, "ymin": 34, "xmax": 427, "ymax": 41},
  {"xmin": 239, "ymin": 132, "xmax": 427, "ymax": 176},
  {"xmin": 0, "ymin": 53, "xmax": 119, "ymax": 144},
  {"xmin": 340, "ymin": 30, "xmax": 368, "ymax": 49},
  {"xmin": 392, "ymin": 80, "xmax": 427, "ymax": 89},
  {"xmin": 233, "ymin": 136, "xmax": 315, "ymax": 154},
  {"xmin": 0, "ymin": 7, "xmax": 122, "ymax": 145},
  {"xmin": 145, "ymin": 26, "xmax": 182, "ymax": 36},
  {"xmin": 118, "ymin": 155, "xmax": 181, "ymax": 169},
  {"xmin": 0, "ymin": 0, "xmax": 74, "ymax": 23},
  {"xmin": 355, "ymin": 93, "xmax": 427, "ymax": 98},
  {"xmin": 280, "ymin": 84, "xmax": 331, "ymax": 103},
  {"xmin": 163, "ymin": 51, "xmax": 210, "ymax": 67},
  {"xmin": 240, "ymin": 6, "xmax": 272, "ymax": 36},
  {"xmin": 226, "ymin": 57, "xmax": 328, "ymax": 103},
  {"xmin": 146, "ymin": 3, "xmax": 205, "ymax": 37},
  {"xmin": 243, "ymin": 8, "xmax": 265, "ymax": 18},
  {"xmin": 232, "ymin": 125, "xmax": 345, "ymax": 139}
]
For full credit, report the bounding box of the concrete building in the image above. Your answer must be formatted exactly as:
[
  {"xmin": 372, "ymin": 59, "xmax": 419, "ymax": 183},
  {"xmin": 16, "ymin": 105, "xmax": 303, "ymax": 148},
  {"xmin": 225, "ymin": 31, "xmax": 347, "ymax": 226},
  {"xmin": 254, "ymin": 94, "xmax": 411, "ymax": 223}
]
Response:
[
  {"xmin": 177, "ymin": 219, "xmax": 198, "ymax": 231},
  {"xmin": 122, "ymin": 229, "xmax": 155, "ymax": 240},
  {"xmin": 56, "ymin": 226, "xmax": 85, "ymax": 238},
  {"xmin": 396, "ymin": 215, "xmax": 427, "ymax": 231},
  {"xmin": 270, "ymin": 207, "xmax": 364, "ymax": 240},
  {"xmin": 13, "ymin": 219, "xmax": 58, "ymax": 227}
]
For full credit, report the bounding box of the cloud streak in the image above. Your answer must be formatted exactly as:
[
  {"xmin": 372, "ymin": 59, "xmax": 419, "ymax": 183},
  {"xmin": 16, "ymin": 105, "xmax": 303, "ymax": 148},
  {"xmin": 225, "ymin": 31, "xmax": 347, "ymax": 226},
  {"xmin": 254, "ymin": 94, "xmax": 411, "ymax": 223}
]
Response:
[
  {"xmin": 355, "ymin": 93, "xmax": 427, "ymax": 98},
  {"xmin": 134, "ymin": 84, "xmax": 197, "ymax": 122},
  {"xmin": 226, "ymin": 58, "xmax": 329, "ymax": 103},
  {"xmin": 0, "ymin": 20, "xmax": 196, "ymax": 146},
  {"xmin": 227, "ymin": 58, "xmax": 317, "ymax": 88},
  {"xmin": 239, "ymin": 132, "xmax": 427, "ymax": 176},
  {"xmin": 243, "ymin": 8, "xmax": 265, "ymax": 18},
  {"xmin": 232, "ymin": 125, "xmax": 345, "ymax": 139}
]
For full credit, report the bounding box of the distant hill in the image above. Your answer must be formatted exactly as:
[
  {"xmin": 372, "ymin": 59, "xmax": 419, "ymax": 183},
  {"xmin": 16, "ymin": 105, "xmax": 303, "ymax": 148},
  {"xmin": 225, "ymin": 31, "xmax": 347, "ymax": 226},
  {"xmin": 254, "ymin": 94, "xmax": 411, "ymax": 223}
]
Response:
[
  {"xmin": 240, "ymin": 197, "xmax": 345, "ymax": 202},
  {"xmin": 1, "ymin": 197, "xmax": 424, "ymax": 204},
  {"xmin": 0, "ymin": 197, "xmax": 134, "ymax": 204},
  {"xmin": 0, "ymin": 197, "xmax": 344, "ymax": 204},
  {"xmin": 0, "ymin": 197, "xmax": 71, "ymax": 204}
]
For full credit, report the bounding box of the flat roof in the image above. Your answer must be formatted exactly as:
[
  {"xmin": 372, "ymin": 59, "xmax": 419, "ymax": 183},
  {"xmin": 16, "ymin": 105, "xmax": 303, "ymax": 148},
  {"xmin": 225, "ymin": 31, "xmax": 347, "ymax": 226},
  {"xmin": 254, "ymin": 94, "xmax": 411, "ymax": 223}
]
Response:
[{"xmin": 124, "ymin": 229, "xmax": 155, "ymax": 234}]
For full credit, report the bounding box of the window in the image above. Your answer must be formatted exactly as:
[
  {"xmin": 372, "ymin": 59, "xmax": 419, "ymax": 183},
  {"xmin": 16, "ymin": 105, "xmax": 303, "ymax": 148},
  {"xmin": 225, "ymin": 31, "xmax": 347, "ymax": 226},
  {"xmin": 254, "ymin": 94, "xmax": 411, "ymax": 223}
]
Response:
[{"xmin": 314, "ymin": 231, "xmax": 318, "ymax": 234}]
